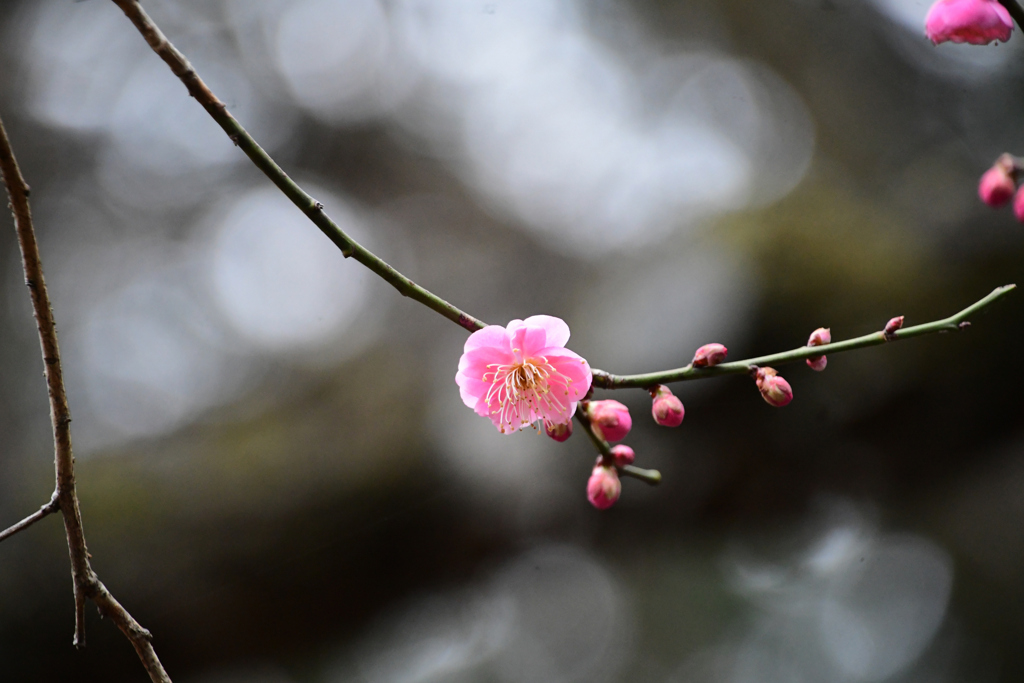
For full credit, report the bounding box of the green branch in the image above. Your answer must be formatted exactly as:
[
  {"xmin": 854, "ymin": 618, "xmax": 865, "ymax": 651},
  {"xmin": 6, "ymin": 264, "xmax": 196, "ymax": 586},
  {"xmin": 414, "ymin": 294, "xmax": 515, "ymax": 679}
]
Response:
[{"xmin": 592, "ymin": 285, "xmax": 1016, "ymax": 390}]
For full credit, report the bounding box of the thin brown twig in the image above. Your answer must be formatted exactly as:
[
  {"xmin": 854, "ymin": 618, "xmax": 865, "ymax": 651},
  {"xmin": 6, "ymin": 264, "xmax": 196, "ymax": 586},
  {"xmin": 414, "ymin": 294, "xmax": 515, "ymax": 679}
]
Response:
[
  {"xmin": 0, "ymin": 115, "xmax": 172, "ymax": 682},
  {"xmin": 0, "ymin": 493, "xmax": 59, "ymax": 543}
]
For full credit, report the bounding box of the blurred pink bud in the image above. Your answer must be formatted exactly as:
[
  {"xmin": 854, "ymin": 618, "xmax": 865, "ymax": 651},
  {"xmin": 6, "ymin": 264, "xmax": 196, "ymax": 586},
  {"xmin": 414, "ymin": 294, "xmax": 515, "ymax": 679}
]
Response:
[
  {"xmin": 544, "ymin": 419, "xmax": 573, "ymax": 442},
  {"xmin": 610, "ymin": 444, "xmax": 635, "ymax": 467},
  {"xmin": 650, "ymin": 385, "xmax": 685, "ymax": 427},
  {"xmin": 1014, "ymin": 185, "xmax": 1024, "ymax": 223},
  {"xmin": 755, "ymin": 367, "xmax": 793, "ymax": 407},
  {"xmin": 587, "ymin": 400, "xmax": 632, "ymax": 442},
  {"xmin": 692, "ymin": 343, "xmax": 728, "ymax": 368},
  {"xmin": 925, "ymin": 0, "xmax": 1012, "ymax": 45},
  {"xmin": 807, "ymin": 327, "xmax": 831, "ymax": 347},
  {"xmin": 806, "ymin": 356, "xmax": 828, "ymax": 372},
  {"xmin": 806, "ymin": 327, "xmax": 830, "ymax": 372},
  {"xmin": 979, "ymin": 165, "xmax": 1016, "ymax": 206},
  {"xmin": 884, "ymin": 316, "xmax": 904, "ymax": 338},
  {"xmin": 587, "ymin": 465, "xmax": 621, "ymax": 510}
]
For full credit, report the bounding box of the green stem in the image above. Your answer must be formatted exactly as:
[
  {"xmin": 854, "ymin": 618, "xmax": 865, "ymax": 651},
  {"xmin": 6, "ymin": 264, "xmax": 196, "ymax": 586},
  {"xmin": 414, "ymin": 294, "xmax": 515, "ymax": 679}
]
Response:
[{"xmin": 592, "ymin": 285, "xmax": 1016, "ymax": 390}]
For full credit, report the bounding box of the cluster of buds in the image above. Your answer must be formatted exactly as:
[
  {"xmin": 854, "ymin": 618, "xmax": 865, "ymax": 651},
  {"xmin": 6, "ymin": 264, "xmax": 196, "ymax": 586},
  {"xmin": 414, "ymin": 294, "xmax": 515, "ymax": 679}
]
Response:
[{"xmin": 978, "ymin": 154, "xmax": 1024, "ymax": 221}]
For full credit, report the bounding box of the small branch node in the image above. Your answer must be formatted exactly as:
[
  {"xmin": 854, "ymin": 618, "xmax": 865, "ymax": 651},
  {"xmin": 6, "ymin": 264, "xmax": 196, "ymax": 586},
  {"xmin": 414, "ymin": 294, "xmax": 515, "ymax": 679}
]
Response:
[{"xmin": 958, "ymin": 321, "xmax": 971, "ymax": 330}]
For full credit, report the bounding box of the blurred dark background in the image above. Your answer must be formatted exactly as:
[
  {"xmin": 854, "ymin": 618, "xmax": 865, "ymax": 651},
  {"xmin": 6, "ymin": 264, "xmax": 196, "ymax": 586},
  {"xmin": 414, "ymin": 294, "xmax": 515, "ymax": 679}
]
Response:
[{"xmin": 2, "ymin": 0, "xmax": 1024, "ymax": 681}]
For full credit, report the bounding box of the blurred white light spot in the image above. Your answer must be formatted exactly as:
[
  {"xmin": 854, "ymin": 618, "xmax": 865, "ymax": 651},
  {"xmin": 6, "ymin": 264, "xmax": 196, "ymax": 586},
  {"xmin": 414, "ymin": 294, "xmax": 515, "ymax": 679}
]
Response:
[
  {"xmin": 209, "ymin": 186, "xmax": 371, "ymax": 352},
  {"xmin": 389, "ymin": 0, "xmax": 812, "ymax": 258},
  {"xmin": 108, "ymin": 59, "xmax": 246, "ymax": 173},
  {"xmin": 818, "ymin": 535, "xmax": 952, "ymax": 681},
  {"xmin": 393, "ymin": 0, "xmax": 579, "ymax": 86},
  {"xmin": 76, "ymin": 262, "xmax": 245, "ymax": 443},
  {"xmin": 726, "ymin": 511, "xmax": 954, "ymax": 683},
  {"xmin": 274, "ymin": 0, "xmax": 413, "ymax": 122},
  {"xmin": 21, "ymin": 0, "xmax": 140, "ymax": 132},
  {"xmin": 338, "ymin": 545, "xmax": 630, "ymax": 683},
  {"xmin": 574, "ymin": 246, "xmax": 756, "ymax": 377}
]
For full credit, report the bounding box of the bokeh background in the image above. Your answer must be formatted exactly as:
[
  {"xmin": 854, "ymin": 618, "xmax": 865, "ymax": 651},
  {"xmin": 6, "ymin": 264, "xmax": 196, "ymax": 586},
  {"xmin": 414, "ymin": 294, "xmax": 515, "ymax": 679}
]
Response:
[{"xmin": 1, "ymin": 0, "xmax": 1024, "ymax": 681}]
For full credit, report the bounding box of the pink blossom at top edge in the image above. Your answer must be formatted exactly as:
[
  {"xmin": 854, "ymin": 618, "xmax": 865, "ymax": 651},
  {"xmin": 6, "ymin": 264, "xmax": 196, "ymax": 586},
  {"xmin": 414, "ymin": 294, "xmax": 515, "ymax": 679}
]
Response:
[{"xmin": 925, "ymin": 0, "xmax": 1012, "ymax": 45}]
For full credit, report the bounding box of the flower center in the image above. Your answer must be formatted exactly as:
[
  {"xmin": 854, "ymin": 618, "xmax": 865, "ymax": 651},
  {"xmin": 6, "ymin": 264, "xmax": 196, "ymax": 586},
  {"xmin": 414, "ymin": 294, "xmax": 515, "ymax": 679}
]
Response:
[{"xmin": 482, "ymin": 357, "xmax": 574, "ymax": 432}]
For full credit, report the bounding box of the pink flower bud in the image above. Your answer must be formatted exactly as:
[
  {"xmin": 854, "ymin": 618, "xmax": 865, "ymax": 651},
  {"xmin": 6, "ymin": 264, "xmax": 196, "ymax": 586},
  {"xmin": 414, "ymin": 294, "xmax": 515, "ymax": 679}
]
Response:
[
  {"xmin": 806, "ymin": 327, "xmax": 830, "ymax": 372},
  {"xmin": 587, "ymin": 465, "xmax": 621, "ymax": 510},
  {"xmin": 925, "ymin": 0, "xmax": 1013, "ymax": 45},
  {"xmin": 587, "ymin": 400, "xmax": 632, "ymax": 442},
  {"xmin": 692, "ymin": 343, "xmax": 728, "ymax": 368},
  {"xmin": 544, "ymin": 419, "xmax": 573, "ymax": 442},
  {"xmin": 1014, "ymin": 185, "xmax": 1024, "ymax": 223},
  {"xmin": 806, "ymin": 356, "xmax": 828, "ymax": 372},
  {"xmin": 979, "ymin": 164, "xmax": 1016, "ymax": 207},
  {"xmin": 610, "ymin": 444, "xmax": 635, "ymax": 467},
  {"xmin": 884, "ymin": 316, "xmax": 904, "ymax": 338},
  {"xmin": 649, "ymin": 385, "xmax": 685, "ymax": 427},
  {"xmin": 755, "ymin": 367, "xmax": 793, "ymax": 408}
]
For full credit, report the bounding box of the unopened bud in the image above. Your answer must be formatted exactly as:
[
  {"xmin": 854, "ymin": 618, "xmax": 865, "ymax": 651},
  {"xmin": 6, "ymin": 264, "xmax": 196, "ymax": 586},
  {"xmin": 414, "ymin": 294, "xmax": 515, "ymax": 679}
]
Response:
[
  {"xmin": 587, "ymin": 400, "xmax": 632, "ymax": 442},
  {"xmin": 755, "ymin": 367, "xmax": 793, "ymax": 407},
  {"xmin": 649, "ymin": 385, "xmax": 684, "ymax": 427},
  {"xmin": 587, "ymin": 465, "xmax": 621, "ymax": 510},
  {"xmin": 979, "ymin": 164, "xmax": 1016, "ymax": 207},
  {"xmin": 806, "ymin": 327, "xmax": 830, "ymax": 372},
  {"xmin": 692, "ymin": 343, "xmax": 728, "ymax": 368},
  {"xmin": 884, "ymin": 316, "xmax": 904, "ymax": 339},
  {"xmin": 610, "ymin": 444, "xmax": 635, "ymax": 467},
  {"xmin": 544, "ymin": 419, "xmax": 572, "ymax": 442}
]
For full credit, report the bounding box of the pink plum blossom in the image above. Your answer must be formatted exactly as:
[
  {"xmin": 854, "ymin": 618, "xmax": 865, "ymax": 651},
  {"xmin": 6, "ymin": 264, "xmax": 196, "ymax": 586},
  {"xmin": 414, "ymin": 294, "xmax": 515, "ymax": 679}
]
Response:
[
  {"xmin": 587, "ymin": 400, "xmax": 632, "ymax": 442},
  {"xmin": 925, "ymin": 0, "xmax": 1013, "ymax": 45},
  {"xmin": 456, "ymin": 315, "xmax": 592, "ymax": 434},
  {"xmin": 587, "ymin": 465, "xmax": 621, "ymax": 509}
]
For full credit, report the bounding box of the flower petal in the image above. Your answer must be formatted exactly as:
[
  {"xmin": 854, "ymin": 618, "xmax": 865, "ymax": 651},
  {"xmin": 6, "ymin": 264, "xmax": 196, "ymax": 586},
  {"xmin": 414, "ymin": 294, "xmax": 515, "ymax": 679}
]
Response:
[
  {"xmin": 541, "ymin": 347, "xmax": 593, "ymax": 401},
  {"xmin": 463, "ymin": 325, "xmax": 512, "ymax": 354},
  {"xmin": 522, "ymin": 315, "xmax": 570, "ymax": 349}
]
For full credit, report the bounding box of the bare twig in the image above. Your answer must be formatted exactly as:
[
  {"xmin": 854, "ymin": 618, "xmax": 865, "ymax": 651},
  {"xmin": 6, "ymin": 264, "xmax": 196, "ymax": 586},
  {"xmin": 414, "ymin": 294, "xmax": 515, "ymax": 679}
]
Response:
[
  {"xmin": 0, "ymin": 115, "xmax": 172, "ymax": 682},
  {"xmin": 0, "ymin": 493, "xmax": 59, "ymax": 544}
]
